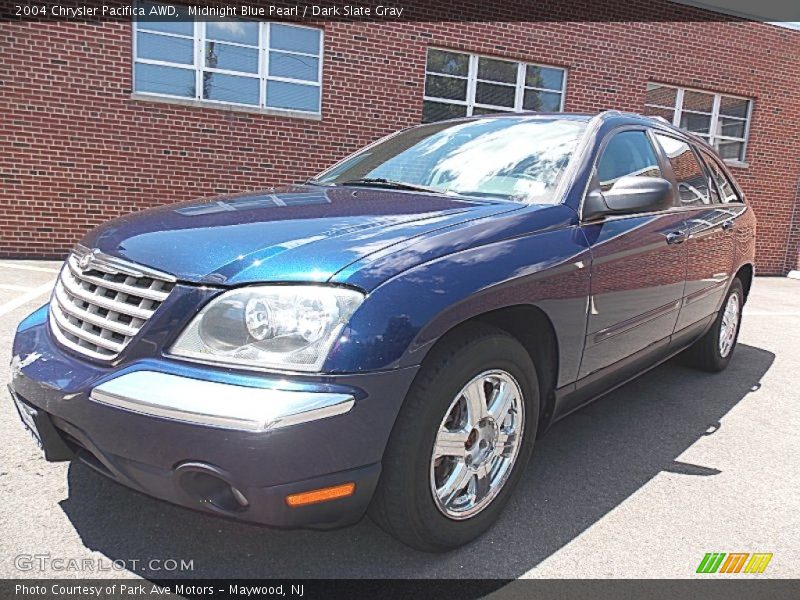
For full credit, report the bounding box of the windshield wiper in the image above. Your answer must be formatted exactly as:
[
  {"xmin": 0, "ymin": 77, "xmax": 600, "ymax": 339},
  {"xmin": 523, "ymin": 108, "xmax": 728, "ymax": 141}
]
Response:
[{"xmin": 337, "ymin": 178, "xmax": 444, "ymax": 194}]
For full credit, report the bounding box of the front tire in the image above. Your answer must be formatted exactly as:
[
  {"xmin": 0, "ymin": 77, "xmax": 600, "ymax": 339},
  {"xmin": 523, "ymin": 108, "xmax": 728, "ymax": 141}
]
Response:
[
  {"xmin": 682, "ymin": 278, "xmax": 744, "ymax": 372},
  {"xmin": 369, "ymin": 324, "xmax": 539, "ymax": 552}
]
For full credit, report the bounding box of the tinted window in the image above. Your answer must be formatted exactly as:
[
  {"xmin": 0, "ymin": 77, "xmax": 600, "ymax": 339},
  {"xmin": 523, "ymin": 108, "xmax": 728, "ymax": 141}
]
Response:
[
  {"xmin": 597, "ymin": 130, "xmax": 661, "ymax": 192},
  {"xmin": 654, "ymin": 134, "xmax": 711, "ymax": 206},
  {"xmin": 701, "ymin": 151, "xmax": 742, "ymax": 204}
]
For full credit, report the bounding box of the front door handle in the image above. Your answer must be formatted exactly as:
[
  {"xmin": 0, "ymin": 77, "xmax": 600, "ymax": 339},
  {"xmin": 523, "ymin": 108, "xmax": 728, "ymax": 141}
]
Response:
[
  {"xmin": 722, "ymin": 220, "xmax": 735, "ymax": 231},
  {"xmin": 665, "ymin": 230, "xmax": 688, "ymax": 245}
]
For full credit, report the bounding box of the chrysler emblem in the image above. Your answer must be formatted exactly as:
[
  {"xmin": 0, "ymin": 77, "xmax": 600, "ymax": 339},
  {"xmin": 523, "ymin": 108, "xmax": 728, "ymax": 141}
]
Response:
[{"xmin": 78, "ymin": 250, "xmax": 98, "ymax": 271}]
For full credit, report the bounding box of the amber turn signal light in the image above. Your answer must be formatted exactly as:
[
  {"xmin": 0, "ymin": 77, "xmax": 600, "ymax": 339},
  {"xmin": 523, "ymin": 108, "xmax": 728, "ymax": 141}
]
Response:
[{"xmin": 285, "ymin": 482, "xmax": 356, "ymax": 507}]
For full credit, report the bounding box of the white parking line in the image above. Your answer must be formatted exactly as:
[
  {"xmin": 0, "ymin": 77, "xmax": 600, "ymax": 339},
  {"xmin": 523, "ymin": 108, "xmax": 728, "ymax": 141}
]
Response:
[
  {"xmin": 744, "ymin": 311, "xmax": 800, "ymax": 316},
  {"xmin": 0, "ymin": 263, "xmax": 61, "ymax": 274},
  {"xmin": 0, "ymin": 283, "xmax": 37, "ymax": 292},
  {"xmin": 0, "ymin": 281, "xmax": 54, "ymax": 317}
]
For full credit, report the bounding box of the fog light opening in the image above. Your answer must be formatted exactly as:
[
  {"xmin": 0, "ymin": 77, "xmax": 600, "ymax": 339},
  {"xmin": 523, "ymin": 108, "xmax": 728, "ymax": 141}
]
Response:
[
  {"xmin": 285, "ymin": 482, "xmax": 356, "ymax": 507},
  {"xmin": 179, "ymin": 469, "xmax": 249, "ymax": 513}
]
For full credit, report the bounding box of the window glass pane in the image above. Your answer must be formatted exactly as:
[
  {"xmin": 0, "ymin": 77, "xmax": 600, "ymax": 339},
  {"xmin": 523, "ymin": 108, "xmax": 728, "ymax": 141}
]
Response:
[
  {"xmin": 644, "ymin": 105, "xmax": 676, "ymax": 123},
  {"xmin": 525, "ymin": 65, "xmax": 563, "ymax": 90},
  {"xmin": 716, "ymin": 140, "xmax": 745, "ymax": 161},
  {"xmin": 136, "ymin": 3, "xmax": 193, "ymax": 36},
  {"xmin": 270, "ymin": 24, "xmax": 321, "ymax": 54},
  {"xmin": 422, "ymin": 101, "xmax": 467, "ymax": 123},
  {"xmin": 682, "ymin": 90, "xmax": 714, "ymax": 113},
  {"xmin": 475, "ymin": 81, "xmax": 515, "ymax": 107},
  {"xmin": 597, "ymin": 131, "xmax": 662, "ymax": 192},
  {"xmin": 718, "ymin": 117, "xmax": 746, "ymax": 139},
  {"xmin": 206, "ymin": 20, "xmax": 259, "ymax": 46},
  {"xmin": 477, "ymin": 57, "xmax": 517, "ymax": 84},
  {"xmin": 134, "ymin": 63, "xmax": 195, "ymax": 97},
  {"xmin": 425, "ymin": 74, "xmax": 468, "ymax": 101},
  {"xmin": 206, "ymin": 42, "xmax": 258, "ymax": 74},
  {"xmin": 523, "ymin": 89, "xmax": 561, "ymax": 111},
  {"xmin": 202, "ymin": 72, "xmax": 259, "ymax": 105},
  {"xmin": 645, "ymin": 83, "xmax": 677, "ymax": 108},
  {"xmin": 266, "ymin": 80, "xmax": 320, "ymax": 111},
  {"xmin": 647, "ymin": 84, "xmax": 751, "ymax": 163},
  {"xmin": 680, "ymin": 112, "xmax": 712, "ymax": 135},
  {"xmin": 137, "ymin": 32, "xmax": 193, "ymax": 64},
  {"xmin": 719, "ymin": 95, "xmax": 749, "ymax": 118},
  {"xmin": 654, "ymin": 134, "xmax": 710, "ymax": 205},
  {"xmin": 426, "ymin": 49, "xmax": 469, "ymax": 77},
  {"xmin": 269, "ymin": 52, "xmax": 319, "ymax": 82},
  {"xmin": 701, "ymin": 152, "xmax": 741, "ymax": 203}
]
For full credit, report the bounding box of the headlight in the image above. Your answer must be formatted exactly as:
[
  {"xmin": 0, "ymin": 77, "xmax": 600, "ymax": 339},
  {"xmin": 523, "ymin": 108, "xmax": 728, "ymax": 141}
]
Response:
[{"xmin": 170, "ymin": 285, "xmax": 364, "ymax": 372}]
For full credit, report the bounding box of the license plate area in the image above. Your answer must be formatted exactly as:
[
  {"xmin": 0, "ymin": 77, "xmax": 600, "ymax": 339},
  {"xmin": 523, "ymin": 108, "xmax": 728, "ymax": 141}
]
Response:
[
  {"xmin": 12, "ymin": 392, "xmax": 45, "ymax": 455},
  {"xmin": 8, "ymin": 388, "xmax": 74, "ymax": 461}
]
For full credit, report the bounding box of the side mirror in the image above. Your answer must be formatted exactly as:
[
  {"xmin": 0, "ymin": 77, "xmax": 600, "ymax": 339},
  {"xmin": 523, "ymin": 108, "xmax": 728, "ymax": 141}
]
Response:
[{"xmin": 583, "ymin": 175, "xmax": 673, "ymax": 220}]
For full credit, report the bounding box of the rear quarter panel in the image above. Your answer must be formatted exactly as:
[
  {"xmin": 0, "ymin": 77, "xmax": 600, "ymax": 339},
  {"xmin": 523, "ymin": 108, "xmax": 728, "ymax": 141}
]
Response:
[{"xmin": 733, "ymin": 203, "xmax": 757, "ymax": 275}]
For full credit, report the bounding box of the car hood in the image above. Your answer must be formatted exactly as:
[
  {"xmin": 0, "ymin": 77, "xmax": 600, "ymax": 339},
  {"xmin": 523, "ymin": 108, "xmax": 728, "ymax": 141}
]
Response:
[{"xmin": 81, "ymin": 185, "xmax": 523, "ymax": 286}]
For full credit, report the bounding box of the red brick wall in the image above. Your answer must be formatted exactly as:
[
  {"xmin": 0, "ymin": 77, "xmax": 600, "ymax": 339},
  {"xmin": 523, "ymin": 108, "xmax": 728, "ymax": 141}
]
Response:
[{"xmin": 2, "ymin": 19, "xmax": 800, "ymax": 274}]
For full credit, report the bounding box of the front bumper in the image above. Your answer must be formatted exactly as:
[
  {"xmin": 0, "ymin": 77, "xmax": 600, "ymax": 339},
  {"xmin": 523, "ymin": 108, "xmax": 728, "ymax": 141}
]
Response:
[{"xmin": 9, "ymin": 305, "xmax": 418, "ymax": 529}]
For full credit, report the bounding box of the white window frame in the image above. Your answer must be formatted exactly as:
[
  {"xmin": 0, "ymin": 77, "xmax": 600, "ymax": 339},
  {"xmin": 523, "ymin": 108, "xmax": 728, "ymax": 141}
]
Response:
[
  {"xmin": 132, "ymin": 13, "xmax": 323, "ymax": 117},
  {"xmin": 644, "ymin": 82, "xmax": 752, "ymax": 165},
  {"xmin": 423, "ymin": 48, "xmax": 567, "ymax": 119}
]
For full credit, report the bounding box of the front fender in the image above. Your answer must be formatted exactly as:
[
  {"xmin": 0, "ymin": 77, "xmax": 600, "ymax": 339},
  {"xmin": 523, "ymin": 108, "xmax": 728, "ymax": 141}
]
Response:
[{"xmin": 323, "ymin": 226, "xmax": 591, "ymax": 387}]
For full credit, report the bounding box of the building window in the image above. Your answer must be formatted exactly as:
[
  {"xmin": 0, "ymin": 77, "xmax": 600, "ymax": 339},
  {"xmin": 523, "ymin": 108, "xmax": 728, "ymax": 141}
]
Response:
[
  {"xmin": 133, "ymin": 3, "xmax": 322, "ymax": 114},
  {"xmin": 423, "ymin": 48, "xmax": 566, "ymax": 123},
  {"xmin": 644, "ymin": 83, "xmax": 752, "ymax": 163}
]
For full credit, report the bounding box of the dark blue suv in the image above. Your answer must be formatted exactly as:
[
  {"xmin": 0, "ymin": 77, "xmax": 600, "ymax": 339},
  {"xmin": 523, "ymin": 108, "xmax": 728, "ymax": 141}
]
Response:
[{"xmin": 10, "ymin": 111, "xmax": 755, "ymax": 551}]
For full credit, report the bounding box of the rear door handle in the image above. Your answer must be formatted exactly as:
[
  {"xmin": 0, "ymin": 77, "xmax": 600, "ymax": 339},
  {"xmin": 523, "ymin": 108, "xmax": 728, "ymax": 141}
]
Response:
[
  {"xmin": 722, "ymin": 220, "xmax": 735, "ymax": 231},
  {"xmin": 665, "ymin": 230, "xmax": 688, "ymax": 245}
]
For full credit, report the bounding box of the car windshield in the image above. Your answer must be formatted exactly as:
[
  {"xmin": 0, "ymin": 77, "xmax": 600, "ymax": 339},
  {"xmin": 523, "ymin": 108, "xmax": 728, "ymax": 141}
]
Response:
[{"xmin": 313, "ymin": 116, "xmax": 588, "ymax": 204}]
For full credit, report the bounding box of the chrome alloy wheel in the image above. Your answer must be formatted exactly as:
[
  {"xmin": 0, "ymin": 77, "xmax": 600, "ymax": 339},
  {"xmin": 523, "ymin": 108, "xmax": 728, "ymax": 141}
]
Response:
[
  {"xmin": 719, "ymin": 292, "xmax": 741, "ymax": 358},
  {"xmin": 429, "ymin": 369, "xmax": 525, "ymax": 520}
]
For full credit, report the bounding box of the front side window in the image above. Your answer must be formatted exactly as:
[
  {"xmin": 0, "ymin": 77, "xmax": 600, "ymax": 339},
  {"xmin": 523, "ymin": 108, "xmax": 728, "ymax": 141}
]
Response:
[
  {"xmin": 315, "ymin": 117, "xmax": 587, "ymax": 204},
  {"xmin": 133, "ymin": 3, "xmax": 322, "ymax": 114},
  {"xmin": 596, "ymin": 130, "xmax": 661, "ymax": 192},
  {"xmin": 644, "ymin": 83, "xmax": 751, "ymax": 163},
  {"xmin": 423, "ymin": 49, "xmax": 566, "ymax": 123},
  {"xmin": 654, "ymin": 134, "xmax": 711, "ymax": 206}
]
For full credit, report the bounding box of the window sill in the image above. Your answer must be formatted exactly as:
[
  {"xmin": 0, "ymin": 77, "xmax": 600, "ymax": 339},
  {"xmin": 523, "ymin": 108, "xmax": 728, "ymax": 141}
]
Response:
[
  {"xmin": 723, "ymin": 160, "xmax": 749, "ymax": 169},
  {"xmin": 129, "ymin": 93, "xmax": 322, "ymax": 121}
]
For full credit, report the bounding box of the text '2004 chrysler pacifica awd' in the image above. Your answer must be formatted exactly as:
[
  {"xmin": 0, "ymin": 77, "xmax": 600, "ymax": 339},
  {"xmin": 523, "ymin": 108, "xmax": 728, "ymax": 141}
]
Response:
[{"xmin": 10, "ymin": 111, "xmax": 754, "ymax": 551}]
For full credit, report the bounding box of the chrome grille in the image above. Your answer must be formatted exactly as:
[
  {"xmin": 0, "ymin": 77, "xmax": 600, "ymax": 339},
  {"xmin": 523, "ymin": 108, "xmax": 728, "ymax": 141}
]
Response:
[{"xmin": 49, "ymin": 246, "xmax": 176, "ymax": 361}]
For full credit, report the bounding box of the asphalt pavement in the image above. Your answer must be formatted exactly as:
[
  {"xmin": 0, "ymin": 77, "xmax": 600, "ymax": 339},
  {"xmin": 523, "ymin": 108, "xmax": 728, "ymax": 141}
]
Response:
[{"xmin": 0, "ymin": 260, "xmax": 798, "ymax": 579}]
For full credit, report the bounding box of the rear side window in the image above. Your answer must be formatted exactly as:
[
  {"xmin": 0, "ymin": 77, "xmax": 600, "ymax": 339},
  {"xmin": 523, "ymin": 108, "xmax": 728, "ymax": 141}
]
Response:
[
  {"xmin": 653, "ymin": 134, "xmax": 711, "ymax": 206},
  {"xmin": 597, "ymin": 130, "xmax": 662, "ymax": 192},
  {"xmin": 700, "ymin": 151, "xmax": 743, "ymax": 204}
]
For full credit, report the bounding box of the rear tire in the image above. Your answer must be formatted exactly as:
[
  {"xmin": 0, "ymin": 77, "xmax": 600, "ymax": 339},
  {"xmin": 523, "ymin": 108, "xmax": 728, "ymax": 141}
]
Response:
[
  {"xmin": 369, "ymin": 324, "xmax": 539, "ymax": 552},
  {"xmin": 681, "ymin": 278, "xmax": 744, "ymax": 372}
]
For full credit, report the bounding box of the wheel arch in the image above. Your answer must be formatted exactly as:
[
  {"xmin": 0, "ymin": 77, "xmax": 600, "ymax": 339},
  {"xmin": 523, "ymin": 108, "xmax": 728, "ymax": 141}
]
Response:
[
  {"xmin": 420, "ymin": 304, "xmax": 560, "ymax": 435},
  {"xmin": 735, "ymin": 263, "xmax": 754, "ymax": 303}
]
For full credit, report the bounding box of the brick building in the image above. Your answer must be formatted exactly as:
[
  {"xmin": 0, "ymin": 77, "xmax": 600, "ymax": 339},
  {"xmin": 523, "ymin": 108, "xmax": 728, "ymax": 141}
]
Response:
[{"xmin": 3, "ymin": 3, "xmax": 800, "ymax": 274}]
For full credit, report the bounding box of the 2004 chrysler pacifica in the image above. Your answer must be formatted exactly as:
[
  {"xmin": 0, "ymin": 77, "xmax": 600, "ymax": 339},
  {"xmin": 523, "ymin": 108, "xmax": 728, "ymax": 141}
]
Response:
[{"xmin": 10, "ymin": 111, "xmax": 755, "ymax": 551}]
